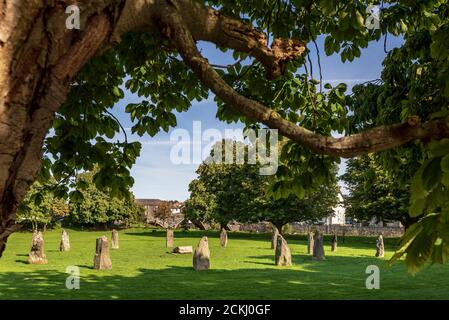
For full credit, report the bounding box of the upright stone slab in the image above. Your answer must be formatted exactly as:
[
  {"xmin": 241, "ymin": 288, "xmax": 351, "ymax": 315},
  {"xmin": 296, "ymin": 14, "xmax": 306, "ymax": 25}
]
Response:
[
  {"xmin": 166, "ymin": 228, "xmax": 174, "ymax": 248},
  {"xmin": 275, "ymin": 235, "xmax": 292, "ymax": 266},
  {"xmin": 271, "ymin": 225, "xmax": 279, "ymax": 249},
  {"xmin": 331, "ymin": 234, "xmax": 338, "ymax": 252},
  {"xmin": 220, "ymin": 228, "xmax": 228, "ymax": 247},
  {"xmin": 60, "ymin": 229, "xmax": 70, "ymax": 252},
  {"xmin": 307, "ymin": 231, "xmax": 315, "ymax": 255},
  {"xmin": 28, "ymin": 231, "xmax": 48, "ymax": 264},
  {"xmin": 93, "ymin": 236, "xmax": 112, "ymax": 270},
  {"xmin": 193, "ymin": 236, "xmax": 210, "ymax": 271},
  {"xmin": 375, "ymin": 234, "xmax": 385, "ymax": 258},
  {"xmin": 111, "ymin": 229, "xmax": 119, "ymax": 249},
  {"xmin": 312, "ymin": 230, "xmax": 325, "ymax": 261}
]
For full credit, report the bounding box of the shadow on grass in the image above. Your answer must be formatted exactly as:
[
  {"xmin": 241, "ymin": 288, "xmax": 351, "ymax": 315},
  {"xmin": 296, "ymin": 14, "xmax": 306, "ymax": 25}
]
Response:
[{"xmin": 0, "ymin": 265, "xmax": 364, "ymax": 300}]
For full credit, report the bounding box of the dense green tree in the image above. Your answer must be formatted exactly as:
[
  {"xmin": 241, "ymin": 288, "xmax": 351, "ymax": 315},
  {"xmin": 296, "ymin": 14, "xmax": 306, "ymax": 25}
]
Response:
[
  {"xmin": 341, "ymin": 155, "xmax": 418, "ymax": 228},
  {"xmin": 68, "ymin": 171, "xmax": 143, "ymax": 228},
  {"xmin": 185, "ymin": 140, "xmax": 259, "ymax": 228},
  {"xmin": 186, "ymin": 140, "xmax": 339, "ymax": 231},
  {"xmin": 258, "ymin": 186, "xmax": 339, "ymax": 234},
  {"xmin": 17, "ymin": 182, "xmax": 69, "ymax": 231},
  {"xmin": 1, "ymin": 0, "xmax": 449, "ymax": 272}
]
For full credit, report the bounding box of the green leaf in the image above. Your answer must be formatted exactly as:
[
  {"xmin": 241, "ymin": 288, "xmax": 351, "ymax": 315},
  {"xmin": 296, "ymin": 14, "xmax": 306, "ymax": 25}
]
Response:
[
  {"xmin": 422, "ymin": 157, "xmax": 442, "ymax": 191},
  {"xmin": 410, "ymin": 165, "xmax": 427, "ymax": 200},
  {"xmin": 428, "ymin": 139, "xmax": 449, "ymax": 158},
  {"xmin": 441, "ymin": 154, "xmax": 449, "ymax": 173},
  {"xmin": 409, "ymin": 198, "xmax": 426, "ymax": 218}
]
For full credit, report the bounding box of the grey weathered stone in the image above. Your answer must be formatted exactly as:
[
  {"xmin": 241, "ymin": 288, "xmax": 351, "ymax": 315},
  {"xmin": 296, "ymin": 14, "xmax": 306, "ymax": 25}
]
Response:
[
  {"xmin": 312, "ymin": 230, "xmax": 325, "ymax": 261},
  {"xmin": 60, "ymin": 229, "xmax": 70, "ymax": 252},
  {"xmin": 331, "ymin": 234, "xmax": 338, "ymax": 252},
  {"xmin": 111, "ymin": 229, "xmax": 119, "ymax": 249},
  {"xmin": 220, "ymin": 228, "xmax": 228, "ymax": 247},
  {"xmin": 375, "ymin": 234, "xmax": 385, "ymax": 258},
  {"xmin": 271, "ymin": 225, "xmax": 279, "ymax": 249},
  {"xmin": 93, "ymin": 236, "xmax": 112, "ymax": 270},
  {"xmin": 193, "ymin": 236, "xmax": 210, "ymax": 271},
  {"xmin": 166, "ymin": 228, "xmax": 174, "ymax": 248},
  {"xmin": 173, "ymin": 246, "xmax": 193, "ymax": 254},
  {"xmin": 28, "ymin": 231, "xmax": 48, "ymax": 264},
  {"xmin": 275, "ymin": 235, "xmax": 292, "ymax": 266},
  {"xmin": 307, "ymin": 231, "xmax": 314, "ymax": 255}
]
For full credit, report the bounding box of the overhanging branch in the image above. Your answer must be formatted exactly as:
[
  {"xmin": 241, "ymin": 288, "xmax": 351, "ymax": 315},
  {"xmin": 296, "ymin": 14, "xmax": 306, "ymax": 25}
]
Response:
[{"xmin": 155, "ymin": 7, "xmax": 449, "ymax": 158}]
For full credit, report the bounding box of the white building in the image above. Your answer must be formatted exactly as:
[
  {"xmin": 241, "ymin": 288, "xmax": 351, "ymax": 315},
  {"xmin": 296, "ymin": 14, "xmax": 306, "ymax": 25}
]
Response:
[{"xmin": 322, "ymin": 194, "xmax": 346, "ymax": 225}]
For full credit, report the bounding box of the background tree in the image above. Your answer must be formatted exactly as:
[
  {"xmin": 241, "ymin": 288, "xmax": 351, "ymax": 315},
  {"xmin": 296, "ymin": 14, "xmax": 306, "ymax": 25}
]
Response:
[
  {"xmin": 185, "ymin": 140, "xmax": 256, "ymax": 229},
  {"xmin": 341, "ymin": 155, "xmax": 417, "ymax": 228},
  {"xmin": 186, "ymin": 140, "xmax": 339, "ymax": 232},
  {"xmin": 184, "ymin": 179, "xmax": 218, "ymax": 228},
  {"xmin": 259, "ymin": 187, "xmax": 339, "ymax": 235},
  {"xmin": 68, "ymin": 171, "xmax": 142, "ymax": 229},
  {"xmin": 154, "ymin": 202, "xmax": 172, "ymax": 222},
  {"xmin": 17, "ymin": 182, "xmax": 69, "ymax": 231}
]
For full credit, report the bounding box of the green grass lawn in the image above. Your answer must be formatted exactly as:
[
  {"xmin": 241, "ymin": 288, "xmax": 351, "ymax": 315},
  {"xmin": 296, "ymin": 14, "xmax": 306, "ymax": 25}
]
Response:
[{"xmin": 0, "ymin": 228, "xmax": 448, "ymax": 300}]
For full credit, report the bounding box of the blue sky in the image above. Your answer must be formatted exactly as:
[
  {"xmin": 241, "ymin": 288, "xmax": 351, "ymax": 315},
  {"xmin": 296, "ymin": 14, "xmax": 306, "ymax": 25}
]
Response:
[{"xmin": 110, "ymin": 35, "xmax": 403, "ymax": 201}]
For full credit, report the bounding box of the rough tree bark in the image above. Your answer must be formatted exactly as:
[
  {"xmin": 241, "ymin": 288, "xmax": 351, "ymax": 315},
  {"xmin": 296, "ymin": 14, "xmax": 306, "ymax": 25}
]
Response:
[{"xmin": 1, "ymin": 0, "xmax": 449, "ymax": 258}]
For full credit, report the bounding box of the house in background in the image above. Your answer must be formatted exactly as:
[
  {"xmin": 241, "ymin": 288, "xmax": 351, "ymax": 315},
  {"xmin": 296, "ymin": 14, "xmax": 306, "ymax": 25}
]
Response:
[
  {"xmin": 322, "ymin": 194, "xmax": 346, "ymax": 226},
  {"xmin": 135, "ymin": 199, "xmax": 184, "ymax": 227}
]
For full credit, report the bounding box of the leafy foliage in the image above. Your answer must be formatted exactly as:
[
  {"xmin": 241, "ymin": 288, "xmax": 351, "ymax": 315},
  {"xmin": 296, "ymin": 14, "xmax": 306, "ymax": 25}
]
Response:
[
  {"xmin": 185, "ymin": 140, "xmax": 339, "ymax": 230},
  {"xmin": 341, "ymin": 155, "xmax": 413, "ymax": 227},
  {"xmin": 17, "ymin": 181, "xmax": 69, "ymax": 230},
  {"xmin": 67, "ymin": 171, "xmax": 143, "ymax": 227}
]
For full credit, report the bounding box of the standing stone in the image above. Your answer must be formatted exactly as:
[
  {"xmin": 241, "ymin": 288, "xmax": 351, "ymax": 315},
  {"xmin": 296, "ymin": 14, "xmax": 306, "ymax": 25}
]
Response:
[
  {"xmin": 312, "ymin": 230, "xmax": 325, "ymax": 261},
  {"xmin": 166, "ymin": 228, "xmax": 174, "ymax": 248},
  {"xmin": 271, "ymin": 225, "xmax": 279, "ymax": 249},
  {"xmin": 60, "ymin": 229, "xmax": 70, "ymax": 252},
  {"xmin": 193, "ymin": 236, "xmax": 210, "ymax": 271},
  {"xmin": 111, "ymin": 229, "xmax": 119, "ymax": 249},
  {"xmin": 331, "ymin": 234, "xmax": 338, "ymax": 252},
  {"xmin": 28, "ymin": 231, "xmax": 48, "ymax": 264},
  {"xmin": 220, "ymin": 228, "xmax": 228, "ymax": 247},
  {"xmin": 275, "ymin": 235, "xmax": 292, "ymax": 266},
  {"xmin": 93, "ymin": 236, "xmax": 112, "ymax": 270},
  {"xmin": 307, "ymin": 231, "xmax": 315, "ymax": 255},
  {"xmin": 376, "ymin": 234, "xmax": 385, "ymax": 258}
]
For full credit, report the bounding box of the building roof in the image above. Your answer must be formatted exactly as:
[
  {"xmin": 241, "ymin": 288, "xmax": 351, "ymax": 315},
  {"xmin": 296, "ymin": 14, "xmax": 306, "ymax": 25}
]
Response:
[
  {"xmin": 136, "ymin": 199, "xmax": 184, "ymax": 207},
  {"xmin": 135, "ymin": 199, "xmax": 164, "ymax": 206}
]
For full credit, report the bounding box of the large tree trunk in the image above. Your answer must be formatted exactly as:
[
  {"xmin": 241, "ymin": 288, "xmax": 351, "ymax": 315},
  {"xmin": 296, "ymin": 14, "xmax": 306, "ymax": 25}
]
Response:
[{"xmin": 0, "ymin": 0, "xmax": 117, "ymax": 257}]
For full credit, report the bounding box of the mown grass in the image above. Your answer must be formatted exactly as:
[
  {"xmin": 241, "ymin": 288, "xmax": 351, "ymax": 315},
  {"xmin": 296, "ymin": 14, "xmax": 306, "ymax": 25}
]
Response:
[{"xmin": 0, "ymin": 228, "xmax": 448, "ymax": 299}]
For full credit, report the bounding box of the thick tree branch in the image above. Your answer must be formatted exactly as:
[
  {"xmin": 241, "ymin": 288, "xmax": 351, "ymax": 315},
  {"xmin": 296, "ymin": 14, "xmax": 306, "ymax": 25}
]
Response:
[
  {"xmin": 112, "ymin": 0, "xmax": 306, "ymax": 80},
  {"xmin": 156, "ymin": 8, "xmax": 449, "ymax": 158}
]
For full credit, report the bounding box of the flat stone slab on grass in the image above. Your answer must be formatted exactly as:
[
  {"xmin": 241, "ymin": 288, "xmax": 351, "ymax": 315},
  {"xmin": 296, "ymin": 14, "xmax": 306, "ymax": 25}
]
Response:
[{"xmin": 173, "ymin": 246, "xmax": 193, "ymax": 254}]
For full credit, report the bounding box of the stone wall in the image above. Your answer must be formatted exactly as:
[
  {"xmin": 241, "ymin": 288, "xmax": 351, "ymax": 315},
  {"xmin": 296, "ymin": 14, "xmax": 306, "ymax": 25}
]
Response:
[{"xmin": 233, "ymin": 222, "xmax": 404, "ymax": 238}]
